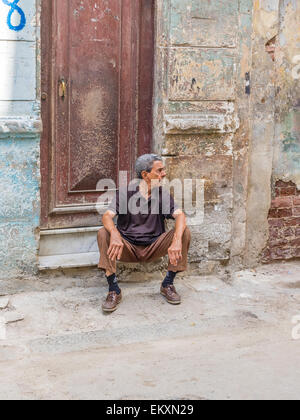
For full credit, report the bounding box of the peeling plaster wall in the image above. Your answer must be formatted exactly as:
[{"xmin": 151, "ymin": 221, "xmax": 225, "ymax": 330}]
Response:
[
  {"xmin": 246, "ymin": 0, "xmax": 300, "ymax": 265},
  {"xmin": 0, "ymin": 0, "xmax": 41, "ymax": 278},
  {"xmin": 245, "ymin": 0, "xmax": 279, "ymax": 266},
  {"xmin": 154, "ymin": 0, "xmax": 298, "ymax": 270},
  {"xmin": 0, "ymin": 0, "xmax": 297, "ymax": 278},
  {"xmin": 274, "ymin": 0, "xmax": 300, "ymax": 187},
  {"xmin": 154, "ymin": 0, "xmax": 253, "ymax": 274}
]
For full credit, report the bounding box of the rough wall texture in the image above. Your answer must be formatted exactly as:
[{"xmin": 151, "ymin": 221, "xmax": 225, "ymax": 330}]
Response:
[
  {"xmin": 0, "ymin": 0, "xmax": 298, "ymax": 279},
  {"xmin": 245, "ymin": 0, "xmax": 279, "ymax": 266},
  {"xmin": 0, "ymin": 0, "xmax": 41, "ymax": 279},
  {"xmin": 0, "ymin": 133, "xmax": 40, "ymax": 277},
  {"xmin": 154, "ymin": 0, "xmax": 253, "ymax": 274},
  {"xmin": 263, "ymin": 180, "xmax": 300, "ymax": 261},
  {"xmin": 245, "ymin": 0, "xmax": 300, "ymax": 265},
  {"xmin": 274, "ymin": 0, "xmax": 300, "ymax": 187}
]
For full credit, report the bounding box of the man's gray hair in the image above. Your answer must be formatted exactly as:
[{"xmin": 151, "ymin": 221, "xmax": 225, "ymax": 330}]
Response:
[{"xmin": 135, "ymin": 154, "xmax": 163, "ymax": 179}]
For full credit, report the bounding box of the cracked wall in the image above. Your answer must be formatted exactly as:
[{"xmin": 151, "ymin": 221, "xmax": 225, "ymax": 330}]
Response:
[
  {"xmin": 246, "ymin": 0, "xmax": 300, "ymax": 265},
  {"xmin": 274, "ymin": 0, "xmax": 300, "ymax": 187},
  {"xmin": 0, "ymin": 0, "xmax": 41, "ymax": 278},
  {"xmin": 154, "ymin": 0, "xmax": 253, "ymax": 274},
  {"xmin": 0, "ymin": 0, "xmax": 298, "ymax": 279}
]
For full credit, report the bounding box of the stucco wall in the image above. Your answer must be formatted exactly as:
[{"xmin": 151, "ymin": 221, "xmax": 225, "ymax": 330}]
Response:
[
  {"xmin": 0, "ymin": 0, "xmax": 41, "ymax": 278},
  {"xmin": 154, "ymin": 0, "xmax": 253, "ymax": 274},
  {"xmin": 245, "ymin": 0, "xmax": 279, "ymax": 266},
  {"xmin": 0, "ymin": 0, "xmax": 298, "ymax": 279},
  {"xmin": 274, "ymin": 0, "xmax": 300, "ymax": 187},
  {"xmin": 246, "ymin": 0, "xmax": 300, "ymax": 265}
]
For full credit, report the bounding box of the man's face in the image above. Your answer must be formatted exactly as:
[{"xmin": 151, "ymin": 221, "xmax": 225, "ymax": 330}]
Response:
[{"xmin": 142, "ymin": 160, "xmax": 167, "ymax": 188}]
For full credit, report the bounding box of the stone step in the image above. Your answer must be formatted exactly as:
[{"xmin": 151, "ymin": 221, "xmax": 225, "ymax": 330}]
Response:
[
  {"xmin": 39, "ymin": 252, "xmax": 99, "ymax": 270},
  {"xmin": 39, "ymin": 226, "xmax": 101, "ymax": 270}
]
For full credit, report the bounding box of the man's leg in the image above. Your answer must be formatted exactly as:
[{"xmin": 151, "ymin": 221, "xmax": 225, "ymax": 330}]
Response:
[
  {"xmin": 142, "ymin": 227, "xmax": 191, "ymax": 304},
  {"xmin": 143, "ymin": 227, "xmax": 191, "ymax": 272},
  {"xmin": 97, "ymin": 227, "xmax": 140, "ymax": 273},
  {"xmin": 97, "ymin": 227, "xmax": 117, "ymax": 276},
  {"xmin": 97, "ymin": 227, "xmax": 140, "ymax": 312}
]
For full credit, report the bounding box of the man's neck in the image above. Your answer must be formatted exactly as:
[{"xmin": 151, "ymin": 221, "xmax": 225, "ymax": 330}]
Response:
[{"xmin": 139, "ymin": 180, "xmax": 151, "ymax": 199}]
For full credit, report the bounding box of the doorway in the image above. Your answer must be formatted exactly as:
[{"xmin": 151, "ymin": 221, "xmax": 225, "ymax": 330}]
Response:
[{"xmin": 40, "ymin": 0, "xmax": 155, "ymax": 230}]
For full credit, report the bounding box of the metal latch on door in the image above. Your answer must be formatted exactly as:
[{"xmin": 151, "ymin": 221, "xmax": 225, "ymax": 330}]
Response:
[{"xmin": 59, "ymin": 78, "xmax": 67, "ymax": 98}]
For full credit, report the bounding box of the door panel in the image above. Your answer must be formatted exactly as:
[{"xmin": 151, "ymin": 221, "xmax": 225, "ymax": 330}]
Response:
[
  {"xmin": 67, "ymin": 0, "xmax": 121, "ymax": 192},
  {"xmin": 41, "ymin": 0, "xmax": 154, "ymax": 229}
]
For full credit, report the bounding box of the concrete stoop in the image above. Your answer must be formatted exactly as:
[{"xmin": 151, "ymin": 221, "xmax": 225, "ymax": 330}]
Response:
[
  {"xmin": 39, "ymin": 227, "xmax": 101, "ymax": 270},
  {"xmin": 38, "ymin": 226, "xmax": 169, "ymax": 278}
]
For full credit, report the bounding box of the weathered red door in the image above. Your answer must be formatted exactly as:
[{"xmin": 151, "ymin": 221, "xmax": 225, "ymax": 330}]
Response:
[{"xmin": 41, "ymin": 0, "xmax": 154, "ymax": 229}]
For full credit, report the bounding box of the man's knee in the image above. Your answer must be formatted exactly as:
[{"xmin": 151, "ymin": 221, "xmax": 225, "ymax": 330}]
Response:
[{"xmin": 183, "ymin": 226, "xmax": 191, "ymax": 242}]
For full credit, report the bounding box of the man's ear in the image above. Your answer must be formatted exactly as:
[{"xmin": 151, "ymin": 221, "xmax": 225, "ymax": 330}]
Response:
[{"xmin": 141, "ymin": 171, "xmax": 148, "ymax": 180}]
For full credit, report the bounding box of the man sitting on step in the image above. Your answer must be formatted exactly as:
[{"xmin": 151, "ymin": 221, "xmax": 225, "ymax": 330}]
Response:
[{"xmin": 97, "ymin": 154, "xmax": 191, "ymax": 313}]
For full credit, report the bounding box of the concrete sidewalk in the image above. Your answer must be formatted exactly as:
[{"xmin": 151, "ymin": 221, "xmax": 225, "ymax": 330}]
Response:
[{"xmin": 0, "ymin": 261, "xmax": 300, "ymax": 400}]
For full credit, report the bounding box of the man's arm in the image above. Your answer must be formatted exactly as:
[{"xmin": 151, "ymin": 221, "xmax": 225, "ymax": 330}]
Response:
[
  {"xmin": 102, "ymin": 211, "xmax": 124, "ymax": 261},
  {"xmin": 168, "ymin": 209, "xmax": 187, "ymax": 267}
]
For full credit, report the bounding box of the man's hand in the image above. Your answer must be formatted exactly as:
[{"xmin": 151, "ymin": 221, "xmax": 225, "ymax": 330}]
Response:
[
  {"xmin": 107, "ymin": 230, "xmax": 124, "ymax": 262},
  {"xmin": 168, "ymin": 238, "xmax": 182, "ymax": 267}
]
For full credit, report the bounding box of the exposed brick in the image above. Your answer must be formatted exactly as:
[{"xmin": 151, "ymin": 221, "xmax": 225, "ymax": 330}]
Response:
[
  {"xmin": 275, "ymin": 180, "xmax": 296, "ymax": 188},
  {"xmin": 293, "ymin": 197, "xmax": 300, "ymax": 206},
  {"xmin": 270, "ymin": 247, "xmax": 292, "ymax": 260},
  {"xmin": 268, "ymin": 218, "xmax": 284, "ymax": 228},
  {"xmin": 282, "ymin": 227, "xmax": 294, "ymax": 237},
  {"xmin": 290, "ymin": 238, "xmax": 300, "ymax": 247},
  {"xmin": 272, "ymin": 197, "xmax": 293, "ymax": 208},
  {"xmin": 277, "ymin": 208, "xmax": 293, "ymax": 218},
  {"xmin": 293, "ymin": 207, "xmax": 300, "ymax": 216},
  {"xmin": 266, "ymin": 180, "xmax": 300, "ymax": 263},
  {"xmin": 279, "ymin": 187, "xmax": 297, "ymax": 196},
  {"xmin": 262, "ymin": 248, "xmax": 271, "ymax": 261},
  {"xmin": 283, "ymin": 217, "xmax": 300, "ymax": 227},
  {"xmin": 269, "ymin": 238, "xmax": 289, "ymax": 247},
  {"xmin": 269, "ymin": 228, "xmax": 280, "ymax": 240},
  {"xmin": 268, "ymin": 208, "xmax": 278, "ymax": 218}
]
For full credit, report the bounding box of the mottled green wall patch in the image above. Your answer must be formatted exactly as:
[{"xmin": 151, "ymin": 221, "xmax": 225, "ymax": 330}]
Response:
[
  {"xmin": 170, "ymin": 0, "xmax": 239, "ymax": 47},
  {"xmin": 169, "ymin": 49, "xmax": 236, "ymax": 100},
  {"xmin": 239, "ymin": 0, "xmax": 253, "ymax": 14},
  {"xmin": 274, "ymin": 109, "xmax": 300, "ymax": 185},
  {"xmin": 0, "ymin": 135, "xmax": 40, "ymax": 278}
]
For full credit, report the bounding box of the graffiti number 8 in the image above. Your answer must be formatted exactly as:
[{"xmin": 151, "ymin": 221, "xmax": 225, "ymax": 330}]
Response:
[{"xmin": 2, "ymin": 0, "xmax": 26, "ymax": 32}]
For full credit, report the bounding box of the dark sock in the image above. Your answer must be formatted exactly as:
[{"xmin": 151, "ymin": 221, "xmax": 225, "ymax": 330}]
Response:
[
  {"xmin": 106, "ymin": 273, "xmax": 121, "ymax": 295},
  {"xmin": 162, "ymin": 271, "xmax": 177, "ymax": 288}
]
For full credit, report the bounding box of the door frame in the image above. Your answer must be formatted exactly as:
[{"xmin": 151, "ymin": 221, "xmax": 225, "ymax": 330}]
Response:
[{"xmin": 40, "ymin": 0, "xmax": 155, "ymax": 230}]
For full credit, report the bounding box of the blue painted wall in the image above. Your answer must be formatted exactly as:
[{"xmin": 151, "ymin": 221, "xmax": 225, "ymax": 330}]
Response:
[
  {"xmin": 0, "ymin": 134, "xmax": 40, "ymax": 278},
  {"xmin": 0, "ymin": 0, "xmax": 40, "ymax": 279}
]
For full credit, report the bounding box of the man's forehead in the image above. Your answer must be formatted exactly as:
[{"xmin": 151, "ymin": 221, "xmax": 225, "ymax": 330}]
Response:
[{"xmin": 153, "ymin": 161, "xmax": 165, "ymax": 169}]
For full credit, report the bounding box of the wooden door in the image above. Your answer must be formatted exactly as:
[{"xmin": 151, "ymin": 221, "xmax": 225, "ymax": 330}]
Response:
[{"xmin": 41, "ymin": 0, "xmax": 154, "ymax": 229}]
